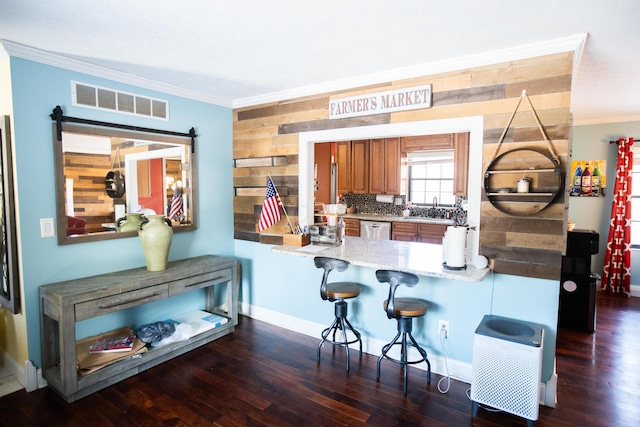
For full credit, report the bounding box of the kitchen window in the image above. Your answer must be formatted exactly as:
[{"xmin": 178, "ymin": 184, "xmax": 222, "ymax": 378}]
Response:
[{"xmin": 405, "ymin": 150, "xmax": 455, "ymax": 206}]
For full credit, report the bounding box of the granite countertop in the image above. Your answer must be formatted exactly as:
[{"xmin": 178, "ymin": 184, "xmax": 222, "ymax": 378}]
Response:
[
  {"xmin": 272, "ymin": 237, "xmax": 489, "ymax": 282},
  {"xmin": 341, "ymin": 213, "xmax": 455, "ymax": 225}
]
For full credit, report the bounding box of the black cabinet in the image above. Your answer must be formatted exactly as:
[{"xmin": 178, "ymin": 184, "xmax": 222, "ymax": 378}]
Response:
[{"xmin": 559, "ymin": 229, "xmax": 599, "ymax": 332}]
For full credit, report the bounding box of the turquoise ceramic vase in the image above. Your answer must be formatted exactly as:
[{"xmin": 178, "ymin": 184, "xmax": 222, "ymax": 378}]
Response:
[{"xmin": 138, "ymin": 215, "xmax": 173, "ymax": 271}]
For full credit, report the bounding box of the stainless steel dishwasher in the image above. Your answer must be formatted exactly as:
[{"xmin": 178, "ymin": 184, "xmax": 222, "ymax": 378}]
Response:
[{"xmin": 360, "ymin": 221, "xmax": 391, "ymax": 240}]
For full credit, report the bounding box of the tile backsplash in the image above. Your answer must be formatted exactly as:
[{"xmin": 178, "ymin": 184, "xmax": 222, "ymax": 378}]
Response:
[{"xmin": 339, "ymin": 194, "xmax": 468, "ymax": 224}]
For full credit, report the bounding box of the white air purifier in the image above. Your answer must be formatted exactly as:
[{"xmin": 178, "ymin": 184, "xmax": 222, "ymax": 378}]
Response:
[{"xmin": 471, "ymin": 315, "xmax": 544, "ymax": 427}]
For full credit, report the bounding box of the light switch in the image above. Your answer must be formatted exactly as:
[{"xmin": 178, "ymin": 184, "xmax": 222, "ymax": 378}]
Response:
[{"xmin": 40, "ymin": 218, "xmax": 55, "ymax": 238}]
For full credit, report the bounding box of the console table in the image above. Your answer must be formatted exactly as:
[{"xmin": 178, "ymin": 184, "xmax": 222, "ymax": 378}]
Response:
[{"xmin": 39, "ymin": 255, "xmax": 238, "ymax": 402}]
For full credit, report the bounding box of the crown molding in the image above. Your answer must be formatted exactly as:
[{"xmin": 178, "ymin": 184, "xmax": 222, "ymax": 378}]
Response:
[
  {"xmin": 1, "ymin": 39, "xmax": 232, "ymax": 108},
  {"xmin": 233, "ymin": 34, "xmax": 588, "ymax": 109},
  {"xmin": 2, "ymin": 35, "xmax": 587, "ymax": 112},
  {"xmin": 573, "ymin": 114, "xmax": 640, "ymax": 126}
]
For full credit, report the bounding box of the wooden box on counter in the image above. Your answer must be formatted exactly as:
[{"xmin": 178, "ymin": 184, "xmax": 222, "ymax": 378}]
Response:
[{"xmin": 282, "ymin": 233, "xmax": 310, "ymax": 246}]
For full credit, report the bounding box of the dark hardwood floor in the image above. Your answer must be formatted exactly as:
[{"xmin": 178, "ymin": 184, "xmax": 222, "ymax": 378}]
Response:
[{"xmin": 1, "ymin": 294, "xmax": 638, "ymax": 426}]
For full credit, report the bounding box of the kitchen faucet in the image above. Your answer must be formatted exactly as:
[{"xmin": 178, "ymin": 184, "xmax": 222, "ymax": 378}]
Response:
[{"xmin": 433, "ymin": 197, "xmax": 438, "ymax": 208}]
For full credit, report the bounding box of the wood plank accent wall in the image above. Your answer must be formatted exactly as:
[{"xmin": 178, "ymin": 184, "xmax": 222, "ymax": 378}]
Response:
[
  {"xmin": 233, "ymin": 52, "xmax": 574, "ymax": 280},
  {"xmin": 64, "ymin": 152, "xmax": 113, "ymax": 233},
  {"xmin": 65, "ymin": 140, "xmax": 184, "ymax": 233}
]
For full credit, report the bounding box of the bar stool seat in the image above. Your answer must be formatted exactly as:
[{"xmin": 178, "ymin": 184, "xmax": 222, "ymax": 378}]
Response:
[
  {"xmin": 326, "ymin": 282, "xmax": 361, "ymax": 300},
  {"xmin": 314, "ymin": 257, "xmax": 363, "ymax": 372},
  {"xmin": 384, "ymin": 298, "xmax": 428, "ymax": 318},
  {"xmin": 376, "ymin": 269, "xmax": 431, "ymax": 395}
]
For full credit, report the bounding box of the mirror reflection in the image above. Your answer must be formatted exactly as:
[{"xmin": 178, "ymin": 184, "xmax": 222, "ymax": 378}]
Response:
[{"xmin": 54, "ymin": 123, "xmax": 196, "ymax": 244}]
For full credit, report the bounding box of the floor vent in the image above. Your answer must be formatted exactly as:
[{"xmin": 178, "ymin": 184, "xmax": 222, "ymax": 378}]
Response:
[{"xmin": 71, "ymin": 81, "xmax": 168, "ymax": 120}]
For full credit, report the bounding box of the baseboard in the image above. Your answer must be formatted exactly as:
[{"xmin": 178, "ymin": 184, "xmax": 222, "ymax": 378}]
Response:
[
  {"xmin": 0, "ymin": 348, "xmax": 25, "ymax": 391},
  {"xmin": 240, "ymin": 302, "xmax": 557, "ymax": 406},
  {"xmin": 0, "ymin": 350, "xmax": 48, "ymax": 392},
  {"xmin": 540, "ymin": 359, "xmax": 558, "ymax": 408}
]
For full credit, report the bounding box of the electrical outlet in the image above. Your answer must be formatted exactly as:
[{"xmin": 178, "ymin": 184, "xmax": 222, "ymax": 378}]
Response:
[{"xmin": 438, "ymin": 320, "xmax": 450, "ymax": 338}]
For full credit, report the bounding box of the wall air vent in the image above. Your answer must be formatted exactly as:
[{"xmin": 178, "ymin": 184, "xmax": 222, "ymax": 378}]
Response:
[{"xmin": 71, "ymin": 81, "xmax": 169, "ymax": 120}]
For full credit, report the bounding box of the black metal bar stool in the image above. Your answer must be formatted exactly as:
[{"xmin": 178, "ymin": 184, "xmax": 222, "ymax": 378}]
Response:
[
  {"xmin": 314, "ymin": 257, "xmax": 363, "ymax": 372},
  {"xmin": 376, "ymin": 269, "xmax": 431, "ymax": 395}
]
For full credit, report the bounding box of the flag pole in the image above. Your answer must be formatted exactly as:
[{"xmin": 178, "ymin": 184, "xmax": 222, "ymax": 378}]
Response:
[{"xmin": 268, "ymin": 175, "xmax": 297, "ymax": 233}]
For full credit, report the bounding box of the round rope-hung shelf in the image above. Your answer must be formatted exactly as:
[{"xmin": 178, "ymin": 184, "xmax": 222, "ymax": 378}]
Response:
[{"xmin": 484, "ymin": 147, "xmax": 562, "ymax": 217}]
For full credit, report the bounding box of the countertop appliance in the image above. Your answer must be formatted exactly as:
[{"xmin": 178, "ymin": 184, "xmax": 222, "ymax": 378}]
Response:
[{"xmin": 360, "ymin": 220, "xmax": 391, "ymax": 240}]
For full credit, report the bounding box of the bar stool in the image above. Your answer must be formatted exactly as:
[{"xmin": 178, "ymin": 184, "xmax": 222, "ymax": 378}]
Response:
[
  {"xmin": 376, "ymin": 269, "xmax": 431, "ymax": 395},
  {"xmin": 314, "ymin": 257, "xmax": 363, "ymax": 372}
]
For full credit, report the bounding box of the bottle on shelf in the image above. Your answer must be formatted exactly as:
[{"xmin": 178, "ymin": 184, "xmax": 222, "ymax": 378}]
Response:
[
  {"xmin": 592, "ymin": 162, "xmax": 601, "ymax": 196},
  {"xmin": 572, "ymin": 162, "xmax": 582, "ymax": 195},
  {"xmin": 581, "ymin": 162, "xmax": 592, "ymax": 195}
]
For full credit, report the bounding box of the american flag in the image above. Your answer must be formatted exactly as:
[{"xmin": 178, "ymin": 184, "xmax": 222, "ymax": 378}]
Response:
[
  {"xmin": 258, "ymin": 178, "xmax": 283, "ymax": 232},
  {"xmin": 168, "ymin": 189, "xmax": 184, "ymax": 221}
]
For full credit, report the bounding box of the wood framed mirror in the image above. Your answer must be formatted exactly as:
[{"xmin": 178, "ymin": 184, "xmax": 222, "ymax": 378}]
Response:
[
  {"xmin": 0, "ymin": 116, "xmax": 20, "ymax": 313},
  {"xmin": 53, "ymin": 123, "xmax": 197, "ymax": 245}
]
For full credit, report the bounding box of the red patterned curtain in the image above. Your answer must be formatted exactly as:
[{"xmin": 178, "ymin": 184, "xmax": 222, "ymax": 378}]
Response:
[{"xmin": 601, "ymin": 137, "xmax": 634, "ymax": 297}]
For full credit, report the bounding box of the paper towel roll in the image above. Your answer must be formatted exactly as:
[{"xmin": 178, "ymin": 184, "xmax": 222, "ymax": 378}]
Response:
[
  {"xmin": 376, "ymin": 194, "xmax": 394, "ymax": 203},
  {"xmin": 444, "ymin": 226, "xmax": 467, "ymax": 268}
]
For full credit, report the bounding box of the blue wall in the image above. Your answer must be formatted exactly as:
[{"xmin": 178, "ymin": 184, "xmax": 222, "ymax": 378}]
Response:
[
  {"xmin": 234, "ymin": 240, "xmax": 559, "ymax": 383},
  {"xmin": 9, "ymin": 57, "xmax": 233, "ymax": 366},
  {"xmin": 570, "ymin": 121, "xmax": 640, "ymax": 285},
  {"xmin": 9, "ymin": 54, "xmax": 576, "ymax": 382}
]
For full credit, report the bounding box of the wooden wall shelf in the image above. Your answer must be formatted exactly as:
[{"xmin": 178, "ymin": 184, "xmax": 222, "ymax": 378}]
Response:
[{"xmin": 484, "ymin": 148, "xmax": 562, "ymax": 217}]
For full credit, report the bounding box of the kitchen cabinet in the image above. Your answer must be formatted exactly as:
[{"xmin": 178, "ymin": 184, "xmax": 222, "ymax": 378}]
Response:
[
  {"xmin": 350, "ymin": 140, "xmax": 369, "ymax": 194},
  {"xmin": 343, "ymin": 218, "xmax": 360, "ymax": 237},
  {"xmin": 391, "ymin": 222, "xmax": 418, "ymax": 242},
  {"xmin": 401, "ymin": 134, "xmax": 453, "ymax": 152},
  {"xmin": 337, "ymin": 138, "xmax": 398, "ymax": 195},
  {"xmin": 391, "ymin": 221, "xmax": 447, "ymax": 244},
  {"xmin": 336, "ymin": 139, "xmax": 375, "ymax": 195},
  {"xmin": 39, "ymin": 255, "xmax": 238, "ymax": 402},
  {"xmin": 336, "ymin": 141, "xmax": 351, "ymax": 195},
  {"xmin": 401, "ymin": 133, "xmax": 469, "ymax": 197},
  {"xmin": 369, "ymin": 138, "xmax": 401, "ymax": 194},
  {"xmin": 453, "ymin": 133, "xmax": 469, "ymax": 196},
  {"xmin": 417, "ymin": 223, "xmax": 448, "ymax": 244},
  {"xmin": 337, "ymin": 133, "xmax": 467, "ymax": 197}
]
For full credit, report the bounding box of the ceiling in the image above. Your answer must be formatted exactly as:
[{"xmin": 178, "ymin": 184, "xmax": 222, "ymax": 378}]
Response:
[{"xmin": 1, "ymin": 0, "xmax": 639, "ymax": 125}]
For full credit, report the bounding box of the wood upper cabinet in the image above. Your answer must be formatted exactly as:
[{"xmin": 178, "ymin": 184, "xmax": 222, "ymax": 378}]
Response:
[
  {"xmin": 369, "ymin": 138, "xmax": 401, "ymax": 194},
  {"xmin": 336, "ymin": 141, "xmax": 351, "ymax": 195},
  {"xmin": 337, "ymin": 133, "xmax": 466, "ymax": 196},
  {"xmin": 401, "ymin": 134, "xmax": 453, "ymax": 152},
  {"xmin": 453, "ymin": 132, "xmax": 469, "ymax": 196},
  {"xmin": 350, "ymin": 140, "xmax": 369, "ymax": 194},
  {"xmin": 400, "ymin": 132, "xmax": 469, "ymax": 197}
]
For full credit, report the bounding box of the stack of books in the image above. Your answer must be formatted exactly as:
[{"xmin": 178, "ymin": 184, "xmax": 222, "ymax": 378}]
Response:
[
  {"xmin": 89, "ymin": 333, "xmax": 137, "ymax": 354},
  {"xmin": 76, "ymin": 327, "xmax": 147, "ymax": 376}
]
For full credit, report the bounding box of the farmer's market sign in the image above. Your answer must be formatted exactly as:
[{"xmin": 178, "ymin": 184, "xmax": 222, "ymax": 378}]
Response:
[{"xmin": 329, "ymin": 84, "xmax": 432, "ymax": 119}]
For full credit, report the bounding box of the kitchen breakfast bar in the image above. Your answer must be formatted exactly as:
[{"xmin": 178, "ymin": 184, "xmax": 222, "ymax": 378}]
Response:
[
  {"xmin": 265, "ymin": 235, "xmax": 557, "ymax": 406},
  {"xmin": 272, "ymin": 236, "xmax": 489, "ymax": 282}
]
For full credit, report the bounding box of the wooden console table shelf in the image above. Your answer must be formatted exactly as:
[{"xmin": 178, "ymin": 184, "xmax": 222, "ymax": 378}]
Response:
[{"xmin": 39, "ymin": 255, "xmax": 238, "ymax": 402}]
